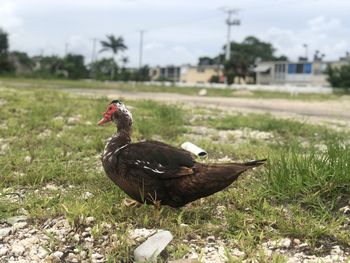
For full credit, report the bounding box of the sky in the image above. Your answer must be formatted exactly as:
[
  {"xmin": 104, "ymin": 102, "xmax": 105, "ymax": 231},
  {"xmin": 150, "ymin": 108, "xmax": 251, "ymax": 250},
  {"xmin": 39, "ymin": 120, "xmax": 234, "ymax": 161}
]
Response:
[{"xmin": 0, "ymin": 0, "xmax": 349, "ymax": 67}]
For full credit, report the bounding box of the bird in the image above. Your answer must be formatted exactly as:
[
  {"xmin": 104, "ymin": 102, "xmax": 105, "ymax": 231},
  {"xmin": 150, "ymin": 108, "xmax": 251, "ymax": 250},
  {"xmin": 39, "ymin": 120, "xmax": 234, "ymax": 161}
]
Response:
[{"xmin": 98, "ymin": 99, "xmax": 266, "ymax": 208}]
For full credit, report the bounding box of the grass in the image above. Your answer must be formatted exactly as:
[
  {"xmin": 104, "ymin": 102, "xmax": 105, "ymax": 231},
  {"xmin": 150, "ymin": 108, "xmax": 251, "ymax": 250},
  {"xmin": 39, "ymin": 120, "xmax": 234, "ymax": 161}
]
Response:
[
  {"xmin": 0, "ymin": 82, "xmax": 350, "ymax": 262},
  {"xmin": 1, "ymin": 77, "xmax": 349, "ymax": 101}
]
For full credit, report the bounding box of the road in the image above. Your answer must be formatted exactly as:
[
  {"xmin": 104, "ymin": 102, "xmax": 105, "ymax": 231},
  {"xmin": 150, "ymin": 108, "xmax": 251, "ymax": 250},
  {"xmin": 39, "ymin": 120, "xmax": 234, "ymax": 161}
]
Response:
[{"xmin": 65, "ymin": 88, "xmax": 350, "ymax": 126}]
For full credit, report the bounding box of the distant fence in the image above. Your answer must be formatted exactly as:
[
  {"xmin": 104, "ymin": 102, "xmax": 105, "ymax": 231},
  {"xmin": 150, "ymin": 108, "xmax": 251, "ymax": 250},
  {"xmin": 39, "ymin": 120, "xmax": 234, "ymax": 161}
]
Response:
[{"xmin": 141, "ymin": 81, "xmax": 334, "ymax": 94}]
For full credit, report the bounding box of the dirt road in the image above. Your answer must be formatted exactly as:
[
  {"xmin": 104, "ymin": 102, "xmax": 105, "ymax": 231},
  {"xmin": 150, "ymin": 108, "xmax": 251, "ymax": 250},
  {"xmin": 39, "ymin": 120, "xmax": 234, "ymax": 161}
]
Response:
[{"xmin": 65, "ymin": 88, "xmax": 350, "ymax": 126}]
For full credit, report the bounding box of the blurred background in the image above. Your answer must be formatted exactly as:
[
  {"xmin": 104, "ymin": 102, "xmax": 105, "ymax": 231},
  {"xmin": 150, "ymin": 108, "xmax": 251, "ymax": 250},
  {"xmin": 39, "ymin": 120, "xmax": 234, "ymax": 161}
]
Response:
[{"xmin": 0, "ymin": 0, "xmax": 349, "ymax": 88}]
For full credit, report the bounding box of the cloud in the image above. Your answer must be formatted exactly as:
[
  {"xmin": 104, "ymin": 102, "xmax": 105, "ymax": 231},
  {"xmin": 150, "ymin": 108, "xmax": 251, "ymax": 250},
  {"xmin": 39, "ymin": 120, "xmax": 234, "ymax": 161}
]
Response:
[
  {"xmin": 260, "ymin": 16, "xmax": 349, "ymax": 61},
  {"xmin": 0, "ymin": 2, "xmax": 22, "ymax": 31}
]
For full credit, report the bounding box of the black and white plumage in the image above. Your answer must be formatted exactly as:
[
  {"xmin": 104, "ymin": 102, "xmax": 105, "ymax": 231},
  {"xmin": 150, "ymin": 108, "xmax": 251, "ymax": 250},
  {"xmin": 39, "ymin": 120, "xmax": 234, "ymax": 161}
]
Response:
[{"xmin": 98, "ymin": 100, "xmax": 266, "ymax": 207}]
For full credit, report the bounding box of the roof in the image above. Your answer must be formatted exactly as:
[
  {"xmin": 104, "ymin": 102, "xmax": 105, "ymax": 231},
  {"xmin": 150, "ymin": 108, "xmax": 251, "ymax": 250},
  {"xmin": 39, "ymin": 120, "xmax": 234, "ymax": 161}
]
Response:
[{"xmin": 253, "ymin": 65, "xmax": 271, "ymax": 73}]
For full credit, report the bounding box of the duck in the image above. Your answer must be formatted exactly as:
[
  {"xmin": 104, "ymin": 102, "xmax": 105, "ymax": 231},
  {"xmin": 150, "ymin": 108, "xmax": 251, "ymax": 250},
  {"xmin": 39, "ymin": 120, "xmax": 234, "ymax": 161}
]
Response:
[{"xmin": 98, "ymin": 100, "xmax": 266, "ymax": 208}]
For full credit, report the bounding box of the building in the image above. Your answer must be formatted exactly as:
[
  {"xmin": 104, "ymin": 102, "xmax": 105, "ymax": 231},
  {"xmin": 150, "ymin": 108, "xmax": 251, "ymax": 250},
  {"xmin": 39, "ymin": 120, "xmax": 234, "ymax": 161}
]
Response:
[
  {"xmin": 149, "ymin": 66, "xmax": 181, "ymax": 82},
  {"xmin": 150, "ymin": 65, "xmax": 224, "ymax": 84},
  {"xmin": 179, "ymin": 65, "xmax": 223, "ymax": 84},
  {"xmin": 254, "ymin": 58, "xmax": 350, "ymax": 86}
]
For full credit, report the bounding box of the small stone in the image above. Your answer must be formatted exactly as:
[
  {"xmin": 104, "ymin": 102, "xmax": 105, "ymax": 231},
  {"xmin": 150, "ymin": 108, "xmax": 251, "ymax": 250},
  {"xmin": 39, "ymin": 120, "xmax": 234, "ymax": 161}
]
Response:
[
  {"xmin": 24, "ymin": 156, "xmax": 32, "ymax": 163},
  {"xmin": 7, "ymin": 215, "xmax": 27, "ymax": 225},
  {"xmin": 339, "ymin": 206, "xmax": 350, "ymax": 215},
  {"xmin": 179, "ymin": 223, "xmax": 189, "ymax": 228},
  {"xmin": 231, "ymin": 248, "xmax": 245, "ymax": 257},
  {"xmin": 279, "ymin": 238, "xmax": 292, "ymax": 248},
  {"xmin": 52, "ymin": 251, "xmax": 64, "ymax": 258},
  {"xmin": 85, "ymin": 237, "xmax": 94, "ymax": 243},
  {"xmin": 45, "ymin": 184, "xmax": 58, "ymax": 191},
  {"xmin": 37, "ymin": 246, "xmax": 48, "ymax": 259},
  {"xmin": 198, "ymin": 89, "xmax": 207, "ymax": 96},
  {"xmin": 13, "ymin": 222, "xmax": 28, "ymax": 230},
  {"xmin": 134, "ymin": 230, "xmax": 173, "ymax": 262},
  {"xmin": 80, "ymin": 250, "xmax": 87, "ymax": 259},
  {"xmin": 73, "ymin": 234, "xmax": 80, "ymax": 241},
  {"xmin": 293, "ymin": 238, "xmax": 301, "ymax": 245},
  {"xmin": 0, "ymin": 247, "xmax": 8, "ymax": 256},
  {"xmin": 92, "ymin": 252, "xmax": 104, "ymax": 259},
  {"xmin": 85, "ymin": 216, "xmax": 95, "ymax": 224},
  {"xmin": 12, "ymin": 244, "xmax": 25, "ymax": 255},
  {"xmin": 0, "ymin": 227, "xmax": 12, "ymax": 238},
  {"xmin": 66, "ymin": 253, "xmax": 79, "ymax": 263}
]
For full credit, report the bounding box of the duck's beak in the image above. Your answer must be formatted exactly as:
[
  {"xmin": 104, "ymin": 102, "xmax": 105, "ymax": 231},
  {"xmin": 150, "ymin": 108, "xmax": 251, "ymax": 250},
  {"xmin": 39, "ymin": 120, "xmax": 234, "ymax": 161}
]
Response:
[{"xmin": 97, "ymin": 116, "xmax": 109, "ymax": 126}]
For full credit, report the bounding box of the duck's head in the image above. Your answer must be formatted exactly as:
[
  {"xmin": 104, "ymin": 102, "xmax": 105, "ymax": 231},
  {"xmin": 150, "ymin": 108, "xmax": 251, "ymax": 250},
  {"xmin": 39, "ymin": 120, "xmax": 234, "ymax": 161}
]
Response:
[{"xmin": 97, "ymin": 100, "xmax": 133, "ymax": 129}]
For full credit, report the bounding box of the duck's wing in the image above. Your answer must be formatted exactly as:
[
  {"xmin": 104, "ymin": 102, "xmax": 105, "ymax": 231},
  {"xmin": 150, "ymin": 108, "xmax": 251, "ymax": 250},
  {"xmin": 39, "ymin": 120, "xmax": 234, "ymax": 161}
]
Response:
[{"xmin": 119, "ymin": 141, "xmax": 196, "ymax": 179}]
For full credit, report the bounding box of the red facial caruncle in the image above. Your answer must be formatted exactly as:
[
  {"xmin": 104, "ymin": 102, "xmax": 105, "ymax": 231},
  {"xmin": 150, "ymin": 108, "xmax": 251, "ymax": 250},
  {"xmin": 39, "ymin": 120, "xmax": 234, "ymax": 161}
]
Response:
[{"xmin": 97, "ymin": 103, "xmax": 118, "ymax": 125}]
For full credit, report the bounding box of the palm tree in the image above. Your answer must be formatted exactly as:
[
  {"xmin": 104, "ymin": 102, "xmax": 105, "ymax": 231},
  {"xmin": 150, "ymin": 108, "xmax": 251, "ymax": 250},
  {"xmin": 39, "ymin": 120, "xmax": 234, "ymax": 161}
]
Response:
[{"xmin": 100, "ymin": 35, "xmax": 127, "ymax": 80}]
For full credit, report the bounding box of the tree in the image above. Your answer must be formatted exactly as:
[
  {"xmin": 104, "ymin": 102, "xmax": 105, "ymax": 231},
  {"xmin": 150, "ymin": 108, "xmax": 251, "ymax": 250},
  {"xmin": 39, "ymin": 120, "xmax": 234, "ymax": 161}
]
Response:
[
  {"xmin": 100, "ymin": 35, "xmax": 127, "ymax": 80},
  {"xmin": 0, "ymin": 28, "xmax": 15, "ymax": 74},
  {"xmin": 208, "ymin": 36, "xmax": 287, "ymax": 84},
  {"xmin": 62, "ymin": 54, "xmax": 87, "ymax": 79},
  {"xmin": 225, "ymin": 36, "xmax": 280, "ymax": 83},
  {"xmin": 90, "ymin": 58, "xmax": 118, "ymax": 80},
  {"xmin": 326, "ymin": 63, "xmax": 350, "ymax": 89}
]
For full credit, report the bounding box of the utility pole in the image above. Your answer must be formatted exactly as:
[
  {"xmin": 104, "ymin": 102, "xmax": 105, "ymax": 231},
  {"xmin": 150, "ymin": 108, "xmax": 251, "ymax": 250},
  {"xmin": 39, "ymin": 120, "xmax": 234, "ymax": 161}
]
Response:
[
  {"xmin": 221, "ymin": 8, "xmax": 241, "ymax": 84},
  {"xmin": 224, "ymin": 9, "xmax": 241, "ymax": 61},
  {"xmin": 303, "ymin": 44, "xmax": 308, "ymax": 61},
  {"xmin": 64, "ymin": 42, "xmax": 69, "ymax": 56},
  {"xmin": 91, "ymin": 38, "xmax": 97, "ymax": 64},
  {"xmin": 139, "ymin": 30, "xmax": 145, "ymax": 69}
]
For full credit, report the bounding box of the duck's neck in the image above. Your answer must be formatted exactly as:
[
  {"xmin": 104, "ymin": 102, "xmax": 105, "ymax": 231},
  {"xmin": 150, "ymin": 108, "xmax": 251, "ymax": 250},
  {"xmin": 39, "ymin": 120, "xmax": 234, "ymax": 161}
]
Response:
[{"xmin": 112, "ymin": 128, "xmax": 132, "ymax": 147}]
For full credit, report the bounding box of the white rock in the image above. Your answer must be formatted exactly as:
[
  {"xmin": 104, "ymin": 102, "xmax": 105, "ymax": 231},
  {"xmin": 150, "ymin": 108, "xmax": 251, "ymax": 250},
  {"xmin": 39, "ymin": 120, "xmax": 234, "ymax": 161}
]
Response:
[
  {"xmin": 279, "ymin": 238, "xmax": 292, "ymax": 248},
  {"xmin": 92, "ymin": 252, "xmax": 104, "ymax": 259},
  {"xmin": 12, "ymin": 244, "xmax": 25, "ymax": 255},
  {"xmin": 24, "ymin": 156, "xmax": 31, "ymax": 163},
  {"xmin": 66, "ymin": 253, "xmax": 79, "ymax": 262},
  {"xmin": 37, "ymin": 246, "xmax": 48, "ymax": 259},
  {"xmin": 198, "ymin": 89, "xmax": 207, "ymax": 96},
  {"xmin": 13, "ymin": 222, "xmax": 28, "ymax": 230},
  {"xmin": 0, "ymin": 247, "xmax": 8, "ymax": 256},
  {"xmin": 231, "ymin": 248, "xmax": 245, "ymax": 257},
  {"xmin": 85, "ymin": 216, "xmax": 95, "ymax": 224},
  {"xmin": 52, "ymin": 251, "xmax": 64, "ymax": 258},
  {"xmin": 339, "ymin": 205, "xmax": 350, "ymax": 215},
  {"xmin": 134, "ymin": 230, "xmax": 173, "ymax": 262},
  {"xmin": 0, "ymin": 227, "xmax": 12, "ymax": 238}
]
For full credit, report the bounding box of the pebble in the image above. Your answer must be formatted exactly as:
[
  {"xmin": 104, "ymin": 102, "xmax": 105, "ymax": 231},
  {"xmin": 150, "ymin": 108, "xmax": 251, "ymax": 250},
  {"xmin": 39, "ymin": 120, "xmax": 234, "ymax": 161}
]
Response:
[
  {"xmin": 0, "ymin": 227, "xmax": 12, "ymax": 238},
  {"xmin": 24, "ymin": 156, "xmax": 31, "ymax": 163},
  {"xmin": 13, "ymin": 222, "xmax": 28, "ymax": 230},
  {"xmin": 7, "ymin": 215, "xmax": 28, "ymax": 225},
  {"xmin": 0, "ymin": 247, "xmax": 9, "ymax": 256},
  {"xmin": 66, "ymin": 253, "xmax": 79, "ymax": 263},
  {"xmin": 279, "ymin": 238, "xmax": 292, "ymax": 248},
  {"xmin": 52, "ymin": 251, "xmax": 63, "ymax": 258},
  {"xmin": 85, "ymin": 216, "xmax": 95, "ymax": 224},
  {"xmin": 339, "ymin": 205, "xmax": 350, "ymax": 215},
  {"xmin": 11, "ymin": 244, "xmax": 25, "ymax": 255}
]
